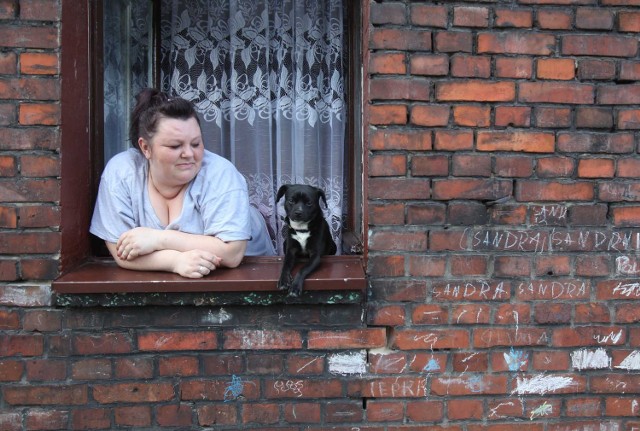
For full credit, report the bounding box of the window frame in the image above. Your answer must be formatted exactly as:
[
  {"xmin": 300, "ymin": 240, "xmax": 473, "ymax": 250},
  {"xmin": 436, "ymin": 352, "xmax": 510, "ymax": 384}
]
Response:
[{"xmin": 57, "ymin": 0, "xmax": 364, "ymax": 293}]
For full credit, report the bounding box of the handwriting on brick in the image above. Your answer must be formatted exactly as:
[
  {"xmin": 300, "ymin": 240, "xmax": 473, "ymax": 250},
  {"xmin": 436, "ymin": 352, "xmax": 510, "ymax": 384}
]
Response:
[
  {"xmin": 517, "ymin": 280, "xmax": 588, "ymax": 300},
  {"xmin": 273, "ymin": 380, "xmax": 304, "ymax": 398},
  {"xmin": 462, "ymin": 228, "xmax": 640, "ymax": 253},
  {"xmin": 533, "ymin": 205, "xmax": 567, "ymax": 225},
  {"xmin": 432, "ymin": 280, "xmax": 509, "ymax": 301},
  {"xmin": 368, "ymin": 378, "xmax": 427, "ymax": 397}
]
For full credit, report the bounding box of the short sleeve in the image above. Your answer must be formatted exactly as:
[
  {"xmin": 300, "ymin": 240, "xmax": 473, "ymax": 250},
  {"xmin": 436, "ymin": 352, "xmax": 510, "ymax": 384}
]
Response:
[{"xmin": 200, "ymin": 187, "xmax": 252, "ymax": 242}]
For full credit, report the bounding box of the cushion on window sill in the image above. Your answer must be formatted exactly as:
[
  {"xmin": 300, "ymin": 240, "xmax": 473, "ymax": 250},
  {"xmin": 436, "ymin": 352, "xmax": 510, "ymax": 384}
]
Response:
[{"xmin": 52, "ymin": 256, "xmax": 366, "ymax": 307}]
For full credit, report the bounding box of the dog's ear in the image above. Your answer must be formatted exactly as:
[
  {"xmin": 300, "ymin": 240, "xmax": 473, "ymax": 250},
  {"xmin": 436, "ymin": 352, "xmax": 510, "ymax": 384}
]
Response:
[
  {"xmin": 276, "ymin": 185, "xmax": 289, "ymax": 202},
  {"xmin": 316, "ymin": 188, "xmax": 328, "ymax": 208}
]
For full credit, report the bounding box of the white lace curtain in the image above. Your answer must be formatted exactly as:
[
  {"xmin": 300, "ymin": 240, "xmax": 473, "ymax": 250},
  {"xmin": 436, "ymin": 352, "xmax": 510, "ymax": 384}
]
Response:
[{"xmin": 159, "ymin": 0, "xmax": 347, "ymax": 253}]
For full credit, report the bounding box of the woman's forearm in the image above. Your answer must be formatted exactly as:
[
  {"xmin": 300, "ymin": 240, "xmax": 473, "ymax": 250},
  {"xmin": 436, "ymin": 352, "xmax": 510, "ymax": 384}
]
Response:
[
  {"xmin": 156, "ymin": 230, "xmax": 247, "ymax": 267},
  {"xmin": 107, "ymin": 242, "xmax": 181, "ymax": 272}
]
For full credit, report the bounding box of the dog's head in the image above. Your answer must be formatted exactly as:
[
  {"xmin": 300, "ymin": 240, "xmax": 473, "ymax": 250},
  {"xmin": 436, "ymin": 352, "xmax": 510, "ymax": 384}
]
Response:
[{"xmin": 277, "ymin": 184, "xmax": 327, "ymax": 223}]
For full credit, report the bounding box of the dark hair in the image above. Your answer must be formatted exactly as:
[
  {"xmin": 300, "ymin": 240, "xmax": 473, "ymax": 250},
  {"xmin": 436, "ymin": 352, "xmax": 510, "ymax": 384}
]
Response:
[{"xmin": 129, "ymin": 88, "xmax": 200, "ymax": 151}]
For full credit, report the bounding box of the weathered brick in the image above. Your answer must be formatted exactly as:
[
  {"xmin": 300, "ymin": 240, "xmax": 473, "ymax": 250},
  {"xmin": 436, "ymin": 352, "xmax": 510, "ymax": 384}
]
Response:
[
  {"xmin": 392, "ymin": 329, "xmax": 470, "ymax": 349},
  {"xmin": 368, "ymin": 202, "xmax": 405, "ymax": 225},
  {"xmin": 598, "ymin": 84, "xmax": 640, "ymax": 104},
  {"xmin": 577, "ymin": 158, "xmax": 615, "ymax": 178},
  {"xmin": 478, "ymin": 32, "xmax": 555, "ymax": 55},
  {"xmin": 434, "ymin": 31, "xmax": 473, "ymax": 53},
  {"xmin": 537, "ymin": 58, "xmax": 575, "ymax": 80},
  {"xmin": 369, "ymin": 154, "xmax": 407, "ymax": 177},
  {"xmin": 434, "ymin": 130, "xmax": 474, "ymax": 151},
  {"xmin": 410, "ymin": 54, "xmax": 449, "ymax": 76},
  {"xmin": 536, "ymin": 9, "xmax": 572, "ymax": 30},
  {"xmin": 576, "ymin": 107, "xmax": 613, "ymax": 129},
  {"xmin": 453, "ymin": 105, "xmax": 490, "ymax": 127},
  {"xmin": 73, "ymin": 333, "xmax": 133, "ymax": 355},
  {"xmin": 369, "ymin": 178, "xmax": 430, "ymax": 200},
  {"xmin": 370, "ymin": 28, "xmax": 432, "ymax": 51},
  {"xmin": 19, "ymin": 103, "xmax": 60, "ymax": 125},
  {"xmin": 578, "ymin": 59, "xmax": 616, "ymax": 80},
  {"xmin": 618, "ymin": 109, "xmax": 640, "ymax": 129},
  {"xmin": 369, "ymin": 104, "xmax": 407, "ymax": 125},
  {"xmin": 410, "ymin": 104, "xmax": 449, "ymax": 126},
  {"xmin": 495, "ymin": 106, "xmax": 531, "ymax": 127},
  {"xmin": 519, "ymin": 82, "xmax": 594, "ymax": 104},
  {"xmin": 371, "ymin": 2, "xmax": 406, "ymax": 25},
  {"xmin": 495, "ymin": 57, "xmax": 533, "ymax": 79},
  {"xmin": 619, "ymin": 11, "xmax": 640, "ymax": 32},
  {"xmin": 477, "ymin": 131, "xmax": 555, "ymax": 153},
  {"xmin": 0, "ymin": 26, "xmax": 57, "ymax": 48},
  {"xmin": 451, "ymin": 54, "xmax": 491, "ymax": 78},
  {"xmin": 370, "ymin": 78, "xmax": 430, "ymax": 101},
  {"xmin": 535, "ymin": 106, "xmax": 573, "ymax": 128},
  {"xmin": 516, "ymin": 181, "xmax": 594, "ymax": 201},
  {"xmin": 197, "ymin": 404, "xmax": 237, "ymax": 426},
  {"xmin": 411, "ymin": 4, "xmax": 447, "ymax": 28},
  {"xmin": 437, "ymin": 81, "xmax": 515, "ymax": 102},
  {"xmin": 4, "ymin": 385, "xmax": 87, "ymax": 405},
  {"xmin": 370, "ymin": 52, "xmax": 406, "ymax": 75},
  {"xmin": 411, "ymin": 154, "xmax": 448, "ymax": 177},
  {"xmin": 562, "ymin": 35, "xmax": 638, "ymax": 57},
  {"xmin": 308, "ymin": 328, "xmax": 386, "ymax": 349},
  {"xmin": 368, "ymin": 229, "xmax": 428, "ymax": 252},
  {"xmin": 93, "ymin": 383, "xmax": 175, "ymax": 404},
  {"xmin": 26, "ymin": 410, "xmax": 69, "ymax": 430},
  {"xmin": 71, "ymin": 358, "xmax": 111, "ymax": 380},
  {"xmin": 20, "ymin": 52, "xmax": 59, "ymax": 75},
  {"xmin": 284, "ymin": 402, "xmax": 321, "ymax": 423},
  {"xmin": 224, "ymin": 329, "xmax": 302, "ymax": 349},
  {"xmin": 157, "ymin": 404, "xmax": 194, "ymax": 427},
  {"xmin": 576, "ymin": 7, "xmax": 614, "ymax": 29},
  {"xmin": 453, "ymin": 6, "xmax": 489, "ymax": 28},
  {"xmin": 115, "ymin": 406, "xmax": 152, "ymax": 427},
  {"xmin": 494, "ymin": 155, "xmax": 533, "ymax": 177},
  {"xmin": 495, "ymin": 9, "xmax": 533, "ymax": 28},
  {"xmin": 557, "ymin": 132, "xmax": 635, "ymax": 153}
]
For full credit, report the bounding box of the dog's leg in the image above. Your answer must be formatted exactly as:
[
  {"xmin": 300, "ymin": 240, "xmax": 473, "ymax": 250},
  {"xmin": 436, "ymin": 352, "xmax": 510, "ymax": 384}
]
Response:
[
  {"xmin": 289, "ymin": 253, "xmax": 322, "ymax": 297},
  {"xmin": 278, "ymin": 249, "xmax": 296, "ymax": 291}
]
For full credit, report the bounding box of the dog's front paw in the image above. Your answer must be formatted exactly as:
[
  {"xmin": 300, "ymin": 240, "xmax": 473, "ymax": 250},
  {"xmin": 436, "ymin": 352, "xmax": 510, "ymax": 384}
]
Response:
[
  {"xmin": 288, "ymin": 276, "xmax": 304, "ymax": 298},
  {"xmin": 278, "ymin": 272, "xmax": 292, "ymax": 291}
]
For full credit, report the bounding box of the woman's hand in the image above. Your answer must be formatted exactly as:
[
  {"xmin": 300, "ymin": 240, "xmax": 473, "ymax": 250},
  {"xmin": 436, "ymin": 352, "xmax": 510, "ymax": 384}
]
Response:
[
  {"xmin": 173, "ymin": 249, "xmax": 222, "ymax": 278},
  {"xmin": 116, "ymin": 227, "xmax": 160, "ymax": 260}
]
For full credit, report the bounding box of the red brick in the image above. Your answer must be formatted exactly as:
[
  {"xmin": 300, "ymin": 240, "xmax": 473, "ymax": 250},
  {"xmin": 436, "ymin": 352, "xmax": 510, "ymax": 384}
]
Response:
[
  {"xmin": 477, "ymin": 131, "xmax": 555, "ymax": 153},
  {"xmin": 535, "ymin": 255, "xmax": 571, "ymax": 276},
  {"xmin": 452, "ymin": 154, "xmax": 491, "ymax": 177},
  {"xmin": 157, "ymin": 404, "xmax": 193, "ymax": 427},
  {"xmin": 0, "ymin": 360, "xmax": 23, "ymax": 382},
  {"xmin": 576, "ymin": 7, "xmax": 614, "ymax": 29},
  {"xmin": 619, "ymin": 11, "xmax": 640, "ymax": 32},
  {"xmin": 494, "ymin": 155, "xmax": 533, "ymax": 177},
  {"xmin": 557, "ymin": 132, "xmax": 635, "ymax": 153},
  {"xmin": 369, "ymin": 178, "xmax": 430, "ymax": 200},
  {"xmin": 20, "ymin": 258, "xmax": 59, "ymax": 280},
  {"xmin": 370, "ymin": 52, "xmax": 406, "ymax": 75},
  {"xmin": 435, "ymin": 31, "xmax": 473, "ymax": 53},
  {"xmin": 197, "ymin": 404, "xmax": 237, "ymax": 426},
  {"xmin": 368, "ymin": 305, "xmax": 406, "ymax": 326},
  {"xmin": 620, "ymin": 61, "xmax": 640, "ymax": 80},
  {"xmin": 20, "ymin": 0, "xmax": 60, "ymax": 20},
  {"xmin": 451, "ymin": 54, "xmax": 490, "ymax": 78},
  {"xmin": 370, "ymin": 28, "xmax": 432, "ymax": 51},
  {"xmin": 284, "ymin": 402, "xmax": 321, "ymax": 423},
  {"xmin": 535, "ymin": 302, "xmax": 572, "ymax": 324},
  {"xmin": 432, "ymin": 375, "xmax": 507, "ymax": 395},
  {"xmin": 537, "ymin": 58, "xmax": 575, "ymax": 80},
  {"xmin": 181, "ymin": 378, "xmax": 260, "ymax": 401},
  {"xmin": 618, "ymin": 109, "xmax": 640, "ymax": 129},
  {"xmin": 535, "ymin": 107, "xmax": 571, "ymax": 128},
  {"xmin": 576, "ymin": 107, "xmax": 613, "ymax": 129},
  {"xmin": 410, "ymin": 54, "xmax": 449, "ymax": 76},
  {"xmin": 247, "ymin": 354, "xmax": 283, "ymax": 374},
  {"xmin": 411, "ymin": 4, "xmax": 447, "ymax": 28},
  {"xmin": 370, "ymin": 104, "xmax": 407, "ymax": 125},
  {"xmin": 287, "ymin": 354, "xmax": 325, "ymax": 375},
  {"xmin": 71, "ymin": 359, "xmax": 111, "ymax": 380},
  {"xmin": 434, "ymin": 130, "xmax": 474, "ymax": 150},
  {"xmin": 437, "ymin": 81, "xmax": 515, "ymax": 102},
  {"xmin": 519, "ymin": 82, "xmax": 594, "ymax": 104},
  {"xmin": 73, "ymin": 333, "xmax": 133, "ymax": 355},
  {"xmin": 496, "ymin": 57, "xmax": 533, "ymax": 78},
  {"xmin": 433, "ymin": 178, "xmax": 512, "ymax": 201},
  {"xmin": 611, "ymin": 206, "xmax": 640, "ymax": 227},
  {"xmin": 412, "ymin": 304, "xmax": 448, "ymax": 325},
  {"xmin": 370, "ymin": 78, "xmax": 430, "ymax": 101},
  {"xmin": 0, "ymin": 206, "xmax": 17, "ymax": 228},
  {"xmin": 369, "ymin": 129, "xmax": 432, "ymax": 151},
  {"xmin": 93, "ymin": 383, "xmax": 175, "ymax": 403},
  {"xmin": 0, "ymin": 179, "xmax": 60, "ymax": 203},
  {"xmin": 406, "ymin": 400, "xmax": 444, "ymax": 421},
  {"xmin": 371, "ymin": 229, "xmax": 428, "ymax": 252},
  {"xmin": 478, "ymin": 32, "xmax": 555, "ymax": 55},
  {"xmin": 448, "ymin": 399, "xmax": 483, "ymax": 420},
  {"xmin": 71, "ymin": 408, "xmax": 110, "ymax": 430},
  {"xmin": 158, "ymin": 356, "xmax": 198, "ymax": 377},
  {"xmin": 563, "ymin": 34, "xmax": 638, "ymax": 57},
  {"xmin": 578, "ymin": 59, "xmax": 616, "ymax": 80},
  {"xmin": 410, "ymin": 104, "xmax": 449, "ymax": 126},
  {"xmin": 532, "ymin": 351, "xmax": 570, "ymax": 371},
  {"xmin": 4, "ymin": 385, "xmax": 87, "ymax": 405},
  {"xmin": 495, "ymin": 106, "xmax": 531, "ymax": 127},
  {"xmin": 224, "ymin": 329, "xmax": 302, "ymax": 349},
  {"xmin": 517, "ymin": 181, "xmax": 594, "ymax": 201},
  {"xmin": 495, "ymin": 9, "xmax": 533, "ymax": 28},
  {"xmin": 0, "ymin": 334, "xmax": 44, "ymax": 356},
  {"xmin": 0, "ymin": 127, "xmax": 59, "ymax": 150},
  {"xmin": 308, "ymin": 328, "xmax": 386, "ymax": 349},
  {"xmin": 115, "ymin": 358, "xmax": 153, "ymax": 379},
  {"xmin": 0, "ymin": 155, "xmax": 17, "ymax": 176},
  {"xmin": 0, "ymin": 26, "xmax": 57, "ymax": 49},
  {"xmin": 474, "ymin": 328, "xmax": 547, "ymax": 348},
  {"xmin": 565, "ymin": 397, "xmax": 602, "ymax": 417},
  {"xmin": 452, "ymin": 304, "xmax": 491, "ymax": 324},
  {"xmin": 598, "ymin": 84, "xmax": 640, "ymax": 104},
  {"xmin": 0, "ymin": 51, "xmax": 17, "ymax": 74},
  {"xmin": 20, "ymin": 154, "xmax": 60, "ymax": 176},
  {"xmin": 368, "ymin": 202, "xmax": 404, "ymax": 225},
  {"xmin": 577, "ymin": 158, "xmax": 615, "ymax": 178},
  {"xmin": 371, "ymin": 2, "xmax": 406, "ymax": 25},
  {"xmin": 552, "ymin": 326, "xmax": 626, "ymax": 347},
  {"xmin": 367, "ymin": 400, "xmax": 404, "ymax": 422},
  {"xmin": 617, "ymin": 158, "xmax": 640, "ymax": 177},
  {"xmin": 20, "ymin": 52, "xmax": 58, "ymax": 75},
  {"xmin": 453, "ymin": 6, "xmax": 489, "ymax": 28},
  {"xmin": 393, "ymin": 329, "xmax": 470, "ymax": 350},
  {"xmin": 537, "ymin": 9, "xmax": 572, "ymax": 30},
  {"xmin": 115, "ymin": 406, "xmax": 152, "ymax": 427},
  {"xmin": 575, "ymin": 302, "xmax": 611, "ymax": 323},
  {"xmin": 453, "ymin": 105, "xmax": 490, "ymax": 127},
  {"xmin": 369, "ymin": 154, "xmax": 407, "ymax": 177},
  {"xmin": 266, "ymin": 378, "xmax": 342, "ymax": 398},
  {"xmin": 368, "ymin": 254, "xmax": 405, "ymax": 277},
  {"xmin": 23, "ymin": 309, "xmax": 61, "ymax": 332},
  {"xmin": 407, "ymin": 203, "xmax": 446, "ymax": 225},
  {"xmin": 26, "ymin": 410, "xmax": 69, "ymax": 430},
  {"xmin": 494, "ymin": 255, "xmax": 531, "ymax": 276},
  {"xmin": 453, "ymin": 351, "xmax": 488, "ymax": 371}
]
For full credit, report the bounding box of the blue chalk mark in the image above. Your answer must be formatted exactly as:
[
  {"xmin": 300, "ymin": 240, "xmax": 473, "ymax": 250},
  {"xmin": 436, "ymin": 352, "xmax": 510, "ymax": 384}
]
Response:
[
  {"xmin": 224, "ymin": 375, "xmax": 244, "ymax": 402},
  {"xmin": 423, "ymin": 357, "xmax": 440, "ymax": 372},
  {"xmin": 504, "ymin": 347, "xmax": 527, "ymax": 372}
]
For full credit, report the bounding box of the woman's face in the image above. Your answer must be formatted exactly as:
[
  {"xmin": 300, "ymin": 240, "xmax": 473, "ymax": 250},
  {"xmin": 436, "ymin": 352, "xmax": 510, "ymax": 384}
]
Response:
[{"xmin": 139, "ymin": 116, "xmax": 204, "ymax": 187}]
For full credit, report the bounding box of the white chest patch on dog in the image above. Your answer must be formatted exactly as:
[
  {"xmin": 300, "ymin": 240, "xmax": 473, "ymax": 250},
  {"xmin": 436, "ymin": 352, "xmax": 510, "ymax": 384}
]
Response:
[{"xmin": 289, "ymin": 220, "xmax": 311, "ymax": 250}]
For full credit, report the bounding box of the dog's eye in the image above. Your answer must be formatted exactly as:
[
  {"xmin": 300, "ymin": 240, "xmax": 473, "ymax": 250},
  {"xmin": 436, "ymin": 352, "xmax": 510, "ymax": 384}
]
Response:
[{"xmin": 305, "ymin": 202, "xmax": 312, "ymax": 207}]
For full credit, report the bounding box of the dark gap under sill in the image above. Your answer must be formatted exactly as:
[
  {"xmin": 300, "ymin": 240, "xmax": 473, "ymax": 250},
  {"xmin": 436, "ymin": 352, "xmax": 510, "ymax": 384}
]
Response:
[{"xmin": 53, "ymin": 256, "xmax": 366, "ymax": 307}]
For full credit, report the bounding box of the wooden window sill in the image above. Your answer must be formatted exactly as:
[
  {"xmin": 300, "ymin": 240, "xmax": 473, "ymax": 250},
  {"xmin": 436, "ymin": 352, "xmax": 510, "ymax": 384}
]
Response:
[{"xmin": 52, "ymin": 256, "xmax": 366, "ymax": 307}]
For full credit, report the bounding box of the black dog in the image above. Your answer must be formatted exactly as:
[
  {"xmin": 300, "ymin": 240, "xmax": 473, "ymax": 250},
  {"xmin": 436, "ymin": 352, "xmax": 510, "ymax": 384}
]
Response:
[{"xmin": 276, "ymin": 184, "xmax": 337, "ymax": 297}]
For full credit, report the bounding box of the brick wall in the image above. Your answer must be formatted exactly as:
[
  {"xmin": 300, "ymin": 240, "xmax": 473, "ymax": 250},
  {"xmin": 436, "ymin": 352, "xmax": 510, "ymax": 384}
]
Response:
[{"xmin": 2, "ymin": 0, "xmax": 640, "ymax": 429}]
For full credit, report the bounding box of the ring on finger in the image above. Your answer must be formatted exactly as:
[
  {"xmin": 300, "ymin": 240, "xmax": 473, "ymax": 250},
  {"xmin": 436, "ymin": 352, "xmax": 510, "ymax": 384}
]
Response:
[{"xmin": 199, "ymin": 266, "xmax": 206, "ymax": 274}]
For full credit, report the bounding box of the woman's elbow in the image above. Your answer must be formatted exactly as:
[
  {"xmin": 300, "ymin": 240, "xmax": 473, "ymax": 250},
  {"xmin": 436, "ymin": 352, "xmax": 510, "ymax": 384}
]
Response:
[{"xmin": 221, "ymin": 241, "xmax": 247, "ymax": 268}]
